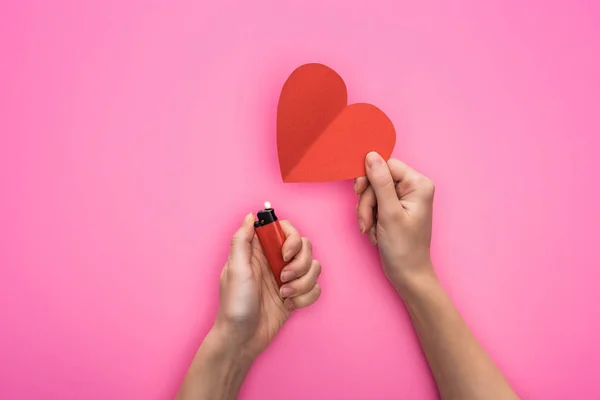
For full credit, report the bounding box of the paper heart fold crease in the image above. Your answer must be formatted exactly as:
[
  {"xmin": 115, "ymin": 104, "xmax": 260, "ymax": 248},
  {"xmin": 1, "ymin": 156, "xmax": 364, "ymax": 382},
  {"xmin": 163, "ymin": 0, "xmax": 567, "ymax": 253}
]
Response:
[{"xmin": 277, "ymin": 63, "xmax": 396, "ymax": 182}]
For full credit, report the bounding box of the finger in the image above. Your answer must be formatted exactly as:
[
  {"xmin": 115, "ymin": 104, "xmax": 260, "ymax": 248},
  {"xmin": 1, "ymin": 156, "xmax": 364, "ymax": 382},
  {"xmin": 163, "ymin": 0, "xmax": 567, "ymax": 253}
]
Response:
[
  {"xmin": 387, "ymin": 158, "xmax": 418, "ymax": 197},
  {"xmin": 368, "ymin": 226, "xmax": 378, "ymax": 245},
  {"xmin": 280, "ymin": 237, "xmax": 312, "ymax": 283},
  {"xmin": 357, "ymin": 186, "xmax": 376, "ymax": 234},
  {"xmin": 388, "ymin": 159, "xmax": 435, "ymax": 201},
  {"xmin": 354, "ymin": 176, "xmax": 369, "ymax": 195},
  {"xmin": 229, "ymin": 213, "xmax": 255, "ymax": 263},
  {"xmin": 280, "ymin": 259, "xmax": 321, "ymax": 298},
  {"xmin": 228, "ymin": 213, "xmax": 255, "ymax": 276},
  {"xmin": 365, "ymin": 152, "xmax": 399, "ymax": 211},
  {"xmin": 279, "ymin": 220, "xmax": 302, "ymax": 262},
  {"xmin": 387, "ymin": 158, "xmax": 415, "ymax": 183},
  {"xmin": 284, "ymin": 284, "xmax": 322, "ymax": 310}
]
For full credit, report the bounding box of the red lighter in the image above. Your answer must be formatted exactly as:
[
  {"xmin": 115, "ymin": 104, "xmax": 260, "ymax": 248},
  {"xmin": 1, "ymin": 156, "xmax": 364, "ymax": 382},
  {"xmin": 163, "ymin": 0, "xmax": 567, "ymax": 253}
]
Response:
[{"xmin": 254, "ymin": 202, "xmax": 288, "ymax": 287}]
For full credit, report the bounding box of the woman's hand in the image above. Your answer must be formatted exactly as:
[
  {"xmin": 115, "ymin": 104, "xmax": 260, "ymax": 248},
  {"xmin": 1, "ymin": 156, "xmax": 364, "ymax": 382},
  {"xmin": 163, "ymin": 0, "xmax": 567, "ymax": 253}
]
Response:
[
  {"xmin": 355, "ymin": 152, "xmax": 436, "ymax": 293},
  {"xmin": 176, "ymin": 214, "xmax": 321, "ymax": 400},
  {"xmin": 215, "ymin": 213, "xmax": 322, "ymax": 361},
  {"xmin": 354, "ymin": 152, "xmax": 518, "ymax": 400}
]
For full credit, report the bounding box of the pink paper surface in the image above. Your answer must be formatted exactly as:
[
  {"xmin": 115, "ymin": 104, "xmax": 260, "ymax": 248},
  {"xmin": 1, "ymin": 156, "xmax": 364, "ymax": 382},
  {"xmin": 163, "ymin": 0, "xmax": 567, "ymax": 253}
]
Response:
[{"xmin": 1, "ymin": 1, "xmax": 599, "ymax": 399}]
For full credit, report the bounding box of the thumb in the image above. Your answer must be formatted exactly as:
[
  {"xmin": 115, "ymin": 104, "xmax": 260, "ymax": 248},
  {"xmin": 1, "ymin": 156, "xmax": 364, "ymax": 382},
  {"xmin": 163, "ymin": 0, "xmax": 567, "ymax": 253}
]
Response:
[
  {"xmin": 365, "ymin": 152, "xmax": 398, "ymax": 211},
  {"xmin": 229, "ymin": 213, "xmax": 255, "ymax": 269}
]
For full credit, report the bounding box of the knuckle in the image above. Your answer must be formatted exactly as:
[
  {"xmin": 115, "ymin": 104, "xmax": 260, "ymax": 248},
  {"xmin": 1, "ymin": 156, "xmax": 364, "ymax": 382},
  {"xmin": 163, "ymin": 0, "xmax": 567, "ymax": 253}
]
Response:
[
  {"xmin": 413, "ymin": 175, "xmax": 434, "ymax": 196},
  {"xmin": 376, "ymin": 174, "xmax": 394, "ymax": 189},
  {"xmin": 423, "ymin": 178, "xmax": 435, "ymax": 196},
  {"xmin": 358, "ymin": 193, "xmax": 375, "ymax": 210},
  {"xmin": 290, "ymin": 297, "xmax": 303, "ymax": 308},
  {"xmin": 388, "ymin": 209, "xmax": 404, "ymax": 223},
  {"xmin": 357, "ymin": 195, "xmax": 366, "ymax": 209},
  {"xmin": 370, "ymin": 167, "xmax": 390, "ymax": 185},
  {"xmin": 293, "ymin": 286, "xmax": 321, "ymax": 308},
  {"xmin": 312, "ymin": 260, "xmax": 322, "ymax": 277},
  {"xmin": 418, "ymin": 175, "xmax": 432, "ymax": 187},
  {"xmin": 312, "ymin": 285, "xmax": 322, "ymax": 301},
  {"xmin": 230, "ymin": 235, "xmax": 241, "ymax": 249},
  {"xmin": 301, "ymin": 237, "xmax": 312, "ymax": 253},
  {"xmin": 280, "ymin": 219, "xmax": 292, "ymax": 229},
  {"xmin": 280, "ymin": 220, "xmax": 292, "ymax": 233}
]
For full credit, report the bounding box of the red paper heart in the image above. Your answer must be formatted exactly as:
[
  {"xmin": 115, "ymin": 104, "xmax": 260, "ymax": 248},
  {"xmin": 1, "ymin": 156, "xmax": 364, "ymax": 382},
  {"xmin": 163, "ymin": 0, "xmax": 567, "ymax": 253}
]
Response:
[{"xmin": 277, "ymin": 63, "xmax": 396, "ymax": 182}]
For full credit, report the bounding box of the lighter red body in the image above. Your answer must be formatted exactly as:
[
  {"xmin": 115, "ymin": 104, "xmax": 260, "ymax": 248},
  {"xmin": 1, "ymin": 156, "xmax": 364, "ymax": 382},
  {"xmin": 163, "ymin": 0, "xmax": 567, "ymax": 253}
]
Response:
[{"xmin": 255, "ymin": 220, "xmax": 287, "ymax": 287}]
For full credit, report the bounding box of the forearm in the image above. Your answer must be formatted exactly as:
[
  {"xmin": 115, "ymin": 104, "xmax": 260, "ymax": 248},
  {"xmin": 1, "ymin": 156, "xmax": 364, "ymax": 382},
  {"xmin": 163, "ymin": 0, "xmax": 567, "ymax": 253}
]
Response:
[
  {"xmin": 176, "ymin": 327, "xmax": 253, "ymax": 400},
  {"xmin": 399, "ymin": 268, "xmax": 517, "ymax": 400}
]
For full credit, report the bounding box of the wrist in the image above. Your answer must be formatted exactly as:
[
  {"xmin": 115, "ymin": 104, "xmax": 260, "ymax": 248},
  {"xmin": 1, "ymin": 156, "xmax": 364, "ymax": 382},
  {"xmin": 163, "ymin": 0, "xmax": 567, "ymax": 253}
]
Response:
[
  {"xmin": 391, "ymin": 263, "xmax": 439, "ymax": 300},
  {"xmin": 205, "ymin": 324, "xmax": 256, "ymax": 368},
  {"xmin": 178, "ymin": 327, "xmax": 254, "ymax": 400}
]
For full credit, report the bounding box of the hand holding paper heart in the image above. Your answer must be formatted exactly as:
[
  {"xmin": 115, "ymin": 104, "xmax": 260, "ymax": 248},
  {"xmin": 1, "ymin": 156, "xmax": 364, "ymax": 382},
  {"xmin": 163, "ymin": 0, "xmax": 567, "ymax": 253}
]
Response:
[{"xmin": 277, "ymin": 63, "xmax": 396, "ymax": 182}]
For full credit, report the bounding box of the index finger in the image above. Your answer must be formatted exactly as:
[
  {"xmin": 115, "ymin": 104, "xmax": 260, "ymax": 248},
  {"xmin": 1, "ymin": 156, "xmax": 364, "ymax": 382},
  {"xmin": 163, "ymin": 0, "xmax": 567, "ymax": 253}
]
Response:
[
  {"xmin": 387, "ymin": 158, "xmax": 435, "ymax": 202},
  {"xmin": 279, "ymin": 220, "xmax": 302, "ymax": 262},
  {"xmin": 354, "ymin": 176, "xmax": 369, "ymax": 195},
  {"xmin": 387, "ymin": 158, "xmax": 415, "ymax": 183}
]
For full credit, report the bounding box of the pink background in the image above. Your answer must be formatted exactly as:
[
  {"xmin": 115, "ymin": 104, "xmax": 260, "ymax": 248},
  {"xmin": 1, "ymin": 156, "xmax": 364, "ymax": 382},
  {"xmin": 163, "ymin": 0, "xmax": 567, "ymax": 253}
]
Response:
[{"xmin": 1, "ymin": 1, "xmax": 599, "ymax": 399}]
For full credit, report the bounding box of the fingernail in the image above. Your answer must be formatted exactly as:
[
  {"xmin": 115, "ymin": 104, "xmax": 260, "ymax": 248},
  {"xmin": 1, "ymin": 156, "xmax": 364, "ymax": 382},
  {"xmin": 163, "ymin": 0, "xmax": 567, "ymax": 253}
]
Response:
[
  {"xmin": 359, "ymin": 220, "xmax": 366, "ymax": 234},
  {"xmin": 280, "ymin": 270, "xmax": 296, "ymax": 283},
  {"xmin": 244, "ymin": 213, "xmax": 254, "ymax": 225},
  {"xmin": 283, "ymin": 250, "xmax": 293, "ymax": 262},
  {"xmin": 284, "ymin": 298, "xmax": 295, "ymax": 312},
  {"xmin": 353, "ymin": 181, "xmax": 358, "ymax": 194},
  {"xmin": 366, "ymin": 152, "xmax": 383, "ymax": 168},
  {"xmin": 281, "ymin": 286, "xmax": 294, "ymax": 297},
  {"xmin": 369, "ymin": 230, "xmax": 378, "ymax": 245}
]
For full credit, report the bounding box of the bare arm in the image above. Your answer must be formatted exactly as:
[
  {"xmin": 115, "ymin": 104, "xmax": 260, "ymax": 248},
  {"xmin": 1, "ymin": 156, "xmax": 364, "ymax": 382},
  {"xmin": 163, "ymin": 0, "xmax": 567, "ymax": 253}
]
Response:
[
  {"xmin": 176, "ymin": 215, "xmax": 322, "ymax": 400},
  {"xmin": 176, "ymin": 327, "xmax": 252, "ymax": 400},
  {"xmin": 356, "ymin": 152, "xmax": 517, "ymax": 400},
  {"xmin": 402, "ymin": 270, "xmax": 517, "ymax": 399}
]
